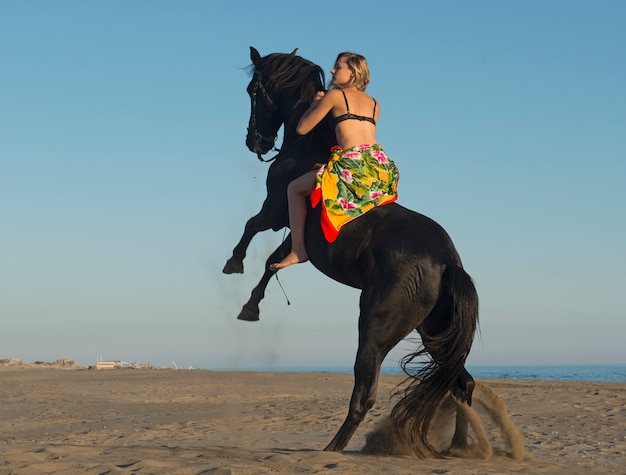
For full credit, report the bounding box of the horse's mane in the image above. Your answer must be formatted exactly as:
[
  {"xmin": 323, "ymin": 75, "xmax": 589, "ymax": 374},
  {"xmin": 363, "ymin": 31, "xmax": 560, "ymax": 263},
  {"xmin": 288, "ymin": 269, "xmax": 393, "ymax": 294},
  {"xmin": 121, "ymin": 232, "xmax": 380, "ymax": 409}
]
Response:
[{"xmin": 249, "ymin": 53, "xmax": 326, "ymax": 105}]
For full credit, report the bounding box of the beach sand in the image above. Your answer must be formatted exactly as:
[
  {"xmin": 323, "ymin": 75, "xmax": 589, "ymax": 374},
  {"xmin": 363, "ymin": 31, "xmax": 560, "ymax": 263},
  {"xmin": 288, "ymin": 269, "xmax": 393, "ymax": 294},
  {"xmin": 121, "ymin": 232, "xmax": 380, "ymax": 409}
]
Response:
[{"xmin": 1, "ymin": 362, "xmax": 624, "ymax": 474}]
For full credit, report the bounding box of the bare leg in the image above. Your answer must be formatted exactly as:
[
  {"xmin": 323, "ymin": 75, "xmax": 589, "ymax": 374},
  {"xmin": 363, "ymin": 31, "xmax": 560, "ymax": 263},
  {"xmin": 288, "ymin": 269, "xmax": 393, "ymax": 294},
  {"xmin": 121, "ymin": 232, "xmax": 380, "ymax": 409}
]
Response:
[{"xmin": 270, "ymin": 170, "xmax": 317, "ymax": 271}]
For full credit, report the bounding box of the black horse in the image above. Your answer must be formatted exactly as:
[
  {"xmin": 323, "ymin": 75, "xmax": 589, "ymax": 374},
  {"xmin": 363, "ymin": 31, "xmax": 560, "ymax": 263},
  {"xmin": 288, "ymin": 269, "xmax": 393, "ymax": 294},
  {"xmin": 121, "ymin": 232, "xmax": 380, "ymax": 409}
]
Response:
[{"xmin": 224, "ymin": 47, "xmax": 479, "ymax": 456}]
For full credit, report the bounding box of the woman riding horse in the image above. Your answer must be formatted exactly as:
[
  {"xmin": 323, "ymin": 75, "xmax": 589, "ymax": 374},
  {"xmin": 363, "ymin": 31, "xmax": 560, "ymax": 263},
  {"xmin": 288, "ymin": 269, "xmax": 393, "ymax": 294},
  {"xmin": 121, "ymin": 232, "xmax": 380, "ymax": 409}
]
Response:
[{"xmin": 270, "ymin": 52, "xmax": 399, "ymax": 270}]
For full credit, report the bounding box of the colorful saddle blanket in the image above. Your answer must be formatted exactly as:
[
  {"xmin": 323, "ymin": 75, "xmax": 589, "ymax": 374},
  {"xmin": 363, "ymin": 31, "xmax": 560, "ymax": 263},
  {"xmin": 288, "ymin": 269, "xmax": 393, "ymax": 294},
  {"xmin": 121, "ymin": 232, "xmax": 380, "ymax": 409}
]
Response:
[{"xmin": 310, "ymin": 143, "xmax": 399, "ymax": 242}]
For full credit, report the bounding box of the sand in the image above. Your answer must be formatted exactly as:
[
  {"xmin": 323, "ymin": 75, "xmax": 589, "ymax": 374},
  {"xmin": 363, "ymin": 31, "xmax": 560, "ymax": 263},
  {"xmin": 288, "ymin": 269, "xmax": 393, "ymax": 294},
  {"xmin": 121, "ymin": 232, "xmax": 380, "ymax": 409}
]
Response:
[{"xmin": 0, "ymin": 363, "xmax": 624, "ymax": 474}]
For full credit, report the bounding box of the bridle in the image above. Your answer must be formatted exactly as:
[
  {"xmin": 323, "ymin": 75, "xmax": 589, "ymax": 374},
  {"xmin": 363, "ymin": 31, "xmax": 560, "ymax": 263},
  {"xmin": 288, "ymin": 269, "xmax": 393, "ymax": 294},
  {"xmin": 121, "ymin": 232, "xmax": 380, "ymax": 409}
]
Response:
[{"xmin": 248, "ymin": 72, "xmax": 280, "ymax": 162}]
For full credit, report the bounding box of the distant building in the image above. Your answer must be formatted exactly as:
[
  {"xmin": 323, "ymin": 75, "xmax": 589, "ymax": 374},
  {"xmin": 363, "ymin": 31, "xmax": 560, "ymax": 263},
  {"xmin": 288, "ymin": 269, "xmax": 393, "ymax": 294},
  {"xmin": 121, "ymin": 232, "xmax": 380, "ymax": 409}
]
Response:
[
  {"xmin": 95, "ymin": 360, "xmax": 128, "ymax": 370},
  {"xmin": 94, "ymin": 359, "xmax": 153, "ymax": 370}
]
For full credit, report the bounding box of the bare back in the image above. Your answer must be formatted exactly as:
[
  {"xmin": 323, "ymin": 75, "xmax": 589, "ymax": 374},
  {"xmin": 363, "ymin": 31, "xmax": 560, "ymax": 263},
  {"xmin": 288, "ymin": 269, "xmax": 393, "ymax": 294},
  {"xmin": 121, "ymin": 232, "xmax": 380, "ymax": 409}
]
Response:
[{"xmin": 331, "ymin": 88, "xmax": 379, "ymax": 149}]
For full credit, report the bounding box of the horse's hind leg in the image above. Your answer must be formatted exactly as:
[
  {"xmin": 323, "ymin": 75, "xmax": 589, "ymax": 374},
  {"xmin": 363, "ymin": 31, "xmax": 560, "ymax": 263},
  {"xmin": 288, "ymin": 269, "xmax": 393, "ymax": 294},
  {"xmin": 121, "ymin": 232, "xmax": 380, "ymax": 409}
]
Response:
[
  {"xmin": 452, "ymin": 367, "xmax": 475, "ymax": 405},
  {"xmin": 324, "ymin": 337, "xmax": 385, "ymax": 452},
  {"xmin": 447, "ymin": 367, "xmax": 475, "ymax": 450},
  {"xmin": 419, "ymin": 313, "xmax": 475, "ymax": 449},
  {"xmin": 325, "ymin": 292, "xmax": 424, "ymax": 452},
  {"xmin": 237, "ymin": 238, "xmax": 291, "ymax": 321}
]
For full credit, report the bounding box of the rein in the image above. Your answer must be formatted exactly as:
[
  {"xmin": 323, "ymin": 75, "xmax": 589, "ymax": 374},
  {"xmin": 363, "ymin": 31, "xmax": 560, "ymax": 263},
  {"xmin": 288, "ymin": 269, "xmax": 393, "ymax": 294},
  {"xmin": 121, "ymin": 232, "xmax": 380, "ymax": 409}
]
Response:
[
  {"xmin": 255, "ymin": 133, "xmax": 313, "ymax": 165},
  {"xmin": 248, "ymin": 73, "xmax": 279, "ymax": 162}
]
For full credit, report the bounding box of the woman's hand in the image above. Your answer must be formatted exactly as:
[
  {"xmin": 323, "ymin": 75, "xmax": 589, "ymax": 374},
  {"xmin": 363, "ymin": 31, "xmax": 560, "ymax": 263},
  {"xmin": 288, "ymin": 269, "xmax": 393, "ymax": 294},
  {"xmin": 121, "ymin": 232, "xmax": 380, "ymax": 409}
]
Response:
[{"xmin": 297, "ymin": 90, "xmax": 333, "ymax": 135}]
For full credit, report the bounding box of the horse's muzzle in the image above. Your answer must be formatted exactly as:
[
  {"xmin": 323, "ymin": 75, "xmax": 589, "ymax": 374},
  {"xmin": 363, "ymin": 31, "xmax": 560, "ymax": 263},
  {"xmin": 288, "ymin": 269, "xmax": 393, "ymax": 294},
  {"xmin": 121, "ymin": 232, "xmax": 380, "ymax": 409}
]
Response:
[{"xmin": 246, "ymin": 128, "xmax": 276, "ymax": 155}]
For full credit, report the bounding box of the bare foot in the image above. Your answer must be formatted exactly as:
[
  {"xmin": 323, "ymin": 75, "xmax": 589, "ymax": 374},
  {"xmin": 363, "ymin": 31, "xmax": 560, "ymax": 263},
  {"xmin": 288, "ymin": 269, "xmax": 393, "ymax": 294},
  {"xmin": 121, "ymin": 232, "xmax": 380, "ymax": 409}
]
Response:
[{"xmin": 269, "ymin": 251, "xmax": 308, "ymax": 271}]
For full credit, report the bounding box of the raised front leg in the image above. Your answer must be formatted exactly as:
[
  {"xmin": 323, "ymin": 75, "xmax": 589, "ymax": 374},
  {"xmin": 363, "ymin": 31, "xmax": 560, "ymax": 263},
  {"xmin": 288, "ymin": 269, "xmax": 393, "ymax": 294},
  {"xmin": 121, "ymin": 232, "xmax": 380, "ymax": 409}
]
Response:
[
  {"xmin": 237, "ymin": 238, "xmax": 291, "ymax": 321},
  {"xmin": 224, "ymin": 211, "xmax": 273, "ymax": 275},
  {"xmin": 223, "ymin": 157, "xmax": 294, "ymax": 275}
]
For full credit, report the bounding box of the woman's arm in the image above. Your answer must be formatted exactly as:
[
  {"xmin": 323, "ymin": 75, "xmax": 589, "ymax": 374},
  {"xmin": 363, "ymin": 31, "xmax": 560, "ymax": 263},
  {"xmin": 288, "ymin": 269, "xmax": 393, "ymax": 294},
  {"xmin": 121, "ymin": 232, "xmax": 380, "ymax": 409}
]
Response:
[{"xmin": 296, "ymin": 90, "xmax": 336, "ymax": 135}]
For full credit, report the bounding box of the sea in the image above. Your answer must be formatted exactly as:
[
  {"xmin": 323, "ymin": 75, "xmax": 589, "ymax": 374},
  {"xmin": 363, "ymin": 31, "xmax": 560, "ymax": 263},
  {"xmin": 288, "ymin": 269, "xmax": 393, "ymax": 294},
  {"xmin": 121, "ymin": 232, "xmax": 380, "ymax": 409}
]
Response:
[{"xmin": 224, "ymin": 365, "xmax": 626, "ymax": 383}]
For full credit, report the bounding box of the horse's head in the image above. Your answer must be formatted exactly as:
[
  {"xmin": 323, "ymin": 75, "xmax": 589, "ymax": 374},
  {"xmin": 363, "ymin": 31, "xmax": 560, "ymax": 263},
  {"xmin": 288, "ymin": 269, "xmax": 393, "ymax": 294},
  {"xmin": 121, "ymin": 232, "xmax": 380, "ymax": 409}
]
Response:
[
  {"xmin": 246, "ymin": 47, "xmax": 282, "ymax": 157},
  {"xmin": 245, "ymin": 47, "xmax": 326, "ymax": 160}
]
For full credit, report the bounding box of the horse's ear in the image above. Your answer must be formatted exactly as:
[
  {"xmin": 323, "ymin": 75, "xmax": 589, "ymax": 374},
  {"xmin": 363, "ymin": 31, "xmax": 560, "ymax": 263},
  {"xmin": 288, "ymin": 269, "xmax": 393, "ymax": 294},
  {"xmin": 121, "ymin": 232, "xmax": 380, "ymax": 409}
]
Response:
[
  {"xmin": 290, "ymin": 48, "xmax": 298, "ymax": 55},
  {"xmin": 250, "ymin": 46, "xmax": 262, "ymax": 66}
]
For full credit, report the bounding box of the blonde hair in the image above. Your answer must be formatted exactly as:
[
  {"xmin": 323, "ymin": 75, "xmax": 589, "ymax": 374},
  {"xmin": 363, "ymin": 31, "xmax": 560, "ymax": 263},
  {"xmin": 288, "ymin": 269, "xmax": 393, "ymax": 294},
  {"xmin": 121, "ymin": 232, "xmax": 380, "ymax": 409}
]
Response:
[{"xmin": 333, "ymin": 52, "xmax": 370, "ymax": 91}]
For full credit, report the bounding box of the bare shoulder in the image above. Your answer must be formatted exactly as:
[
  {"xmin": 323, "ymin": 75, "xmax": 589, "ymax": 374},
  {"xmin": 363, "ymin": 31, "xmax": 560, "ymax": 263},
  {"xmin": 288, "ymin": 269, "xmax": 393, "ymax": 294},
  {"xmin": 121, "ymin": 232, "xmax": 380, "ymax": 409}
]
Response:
[
  {"xmin": 317, "ymin": 88, "xmax": 344, "ymax": 111},
  {"xmin": 325, "ymin": 88, "xmax": 343, "ymax": 98},
  {"xmin": 323, "ymin": 88, "xmax": 344, "ymax": 103},
  {"xmin": 365, "ymin": 91, "xmax": 380, "ymax": 110},
  {"xmin": 363, "ymin": 91, "xmax": 378, "ymax": 103}
]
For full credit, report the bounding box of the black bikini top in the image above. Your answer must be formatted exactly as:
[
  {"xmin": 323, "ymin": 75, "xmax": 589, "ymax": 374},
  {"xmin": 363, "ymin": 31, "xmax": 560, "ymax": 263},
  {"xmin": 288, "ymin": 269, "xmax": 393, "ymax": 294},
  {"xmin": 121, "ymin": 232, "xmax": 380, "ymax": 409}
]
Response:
[{"xmin": 334, "ymin": 89, "xmax": 377, "ymax": 126}]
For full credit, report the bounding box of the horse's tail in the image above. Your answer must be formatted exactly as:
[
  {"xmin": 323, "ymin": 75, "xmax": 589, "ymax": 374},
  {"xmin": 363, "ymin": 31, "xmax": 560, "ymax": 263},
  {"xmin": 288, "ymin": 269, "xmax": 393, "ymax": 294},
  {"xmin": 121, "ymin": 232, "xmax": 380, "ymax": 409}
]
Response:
[{"xmin": 391, "ymin": 264, "xmax": 479, "ymax": 457}]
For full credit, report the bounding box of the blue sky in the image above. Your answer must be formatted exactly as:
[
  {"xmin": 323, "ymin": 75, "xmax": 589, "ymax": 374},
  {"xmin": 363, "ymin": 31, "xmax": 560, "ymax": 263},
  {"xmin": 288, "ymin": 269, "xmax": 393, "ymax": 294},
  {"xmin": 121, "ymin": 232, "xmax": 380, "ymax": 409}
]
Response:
[{"xmin": 1, "ymin": 1, "xmax": 624, "ymax": 369}]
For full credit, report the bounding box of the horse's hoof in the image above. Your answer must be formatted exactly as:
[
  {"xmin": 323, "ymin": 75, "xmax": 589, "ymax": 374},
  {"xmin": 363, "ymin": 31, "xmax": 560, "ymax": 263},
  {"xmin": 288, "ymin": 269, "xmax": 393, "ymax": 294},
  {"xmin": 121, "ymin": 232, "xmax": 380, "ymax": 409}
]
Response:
[
  {"xmin": 449, "ymin": 432, "xmax": 470, "ymax": 450},
  {"xmin": 452, "ymin": 380, "xmax": 475, "ymax": 406},
  {"xmin": 223, "ymin": 258, "xmax": 244, "ymax": 274},
  {"xmin": 237, "ymin": 305, "xmax": 259, "ymax": 322},
  {"xmin": 323, "ymin": 444, "xmax": 343, "ymax": 453}
]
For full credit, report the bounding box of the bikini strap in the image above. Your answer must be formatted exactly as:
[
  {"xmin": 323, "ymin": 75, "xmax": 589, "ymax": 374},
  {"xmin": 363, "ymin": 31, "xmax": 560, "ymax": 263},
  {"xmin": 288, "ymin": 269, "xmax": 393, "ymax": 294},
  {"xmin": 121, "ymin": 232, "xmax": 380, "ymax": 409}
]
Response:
[{"xmin": 339, "ymin": 88, "xmax": 350, "ymax": 113}]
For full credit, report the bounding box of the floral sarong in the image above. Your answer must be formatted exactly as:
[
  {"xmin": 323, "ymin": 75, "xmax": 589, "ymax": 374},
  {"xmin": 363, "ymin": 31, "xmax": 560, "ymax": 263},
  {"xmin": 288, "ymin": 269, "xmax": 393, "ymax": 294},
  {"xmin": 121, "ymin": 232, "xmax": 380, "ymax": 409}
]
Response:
[{"xmin": 310, "ymin": 143, "xmax": 399, "ymax": 242}]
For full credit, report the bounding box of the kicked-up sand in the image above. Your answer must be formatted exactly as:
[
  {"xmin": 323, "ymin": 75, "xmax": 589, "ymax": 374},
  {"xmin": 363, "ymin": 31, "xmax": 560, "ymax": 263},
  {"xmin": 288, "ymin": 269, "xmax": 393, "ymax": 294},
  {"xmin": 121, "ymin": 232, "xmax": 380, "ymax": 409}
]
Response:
[{"xmin": 0, "ymin": 361, "xmax": 624, "ymax": 474}]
